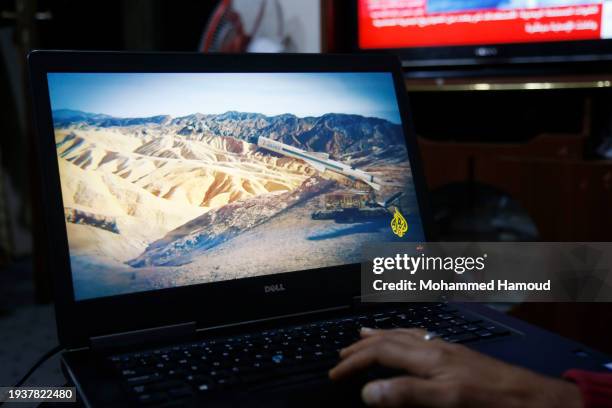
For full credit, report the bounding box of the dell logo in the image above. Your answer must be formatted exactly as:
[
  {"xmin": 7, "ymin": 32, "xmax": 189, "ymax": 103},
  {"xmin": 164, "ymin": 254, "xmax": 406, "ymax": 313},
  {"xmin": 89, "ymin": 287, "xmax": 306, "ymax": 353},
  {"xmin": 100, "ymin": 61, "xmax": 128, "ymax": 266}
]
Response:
[
  {"xmin": 264, "ymin": 284, "xmax": 286, "ymax": 293},
  {"xmin": 475, "ymin": 47, "xmax": 498, "ymax": 57}
]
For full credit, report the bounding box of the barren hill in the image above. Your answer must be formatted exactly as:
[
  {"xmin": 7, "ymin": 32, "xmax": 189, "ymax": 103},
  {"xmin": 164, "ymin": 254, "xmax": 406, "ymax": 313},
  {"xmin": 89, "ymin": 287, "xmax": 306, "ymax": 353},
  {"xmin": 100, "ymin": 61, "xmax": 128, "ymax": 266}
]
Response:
[{"xmin": 54, "ymin": 110, "xmax": 409, "ymax": 280}]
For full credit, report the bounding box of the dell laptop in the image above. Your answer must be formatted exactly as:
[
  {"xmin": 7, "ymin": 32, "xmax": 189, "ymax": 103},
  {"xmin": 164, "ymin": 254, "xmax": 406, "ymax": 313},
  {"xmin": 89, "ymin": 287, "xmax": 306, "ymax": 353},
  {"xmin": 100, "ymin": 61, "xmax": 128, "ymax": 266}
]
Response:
[{"xmin": 28, "ymin": 51, "xmax": 610, "ymax": 407}]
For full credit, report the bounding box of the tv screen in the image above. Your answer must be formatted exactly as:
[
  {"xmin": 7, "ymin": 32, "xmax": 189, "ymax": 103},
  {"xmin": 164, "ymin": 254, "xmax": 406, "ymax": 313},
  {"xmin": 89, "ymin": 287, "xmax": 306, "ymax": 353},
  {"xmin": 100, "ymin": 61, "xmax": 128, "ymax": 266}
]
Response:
[{"xmin": 357, "ymin": 0, "xmax": 612, "ymax": 65}]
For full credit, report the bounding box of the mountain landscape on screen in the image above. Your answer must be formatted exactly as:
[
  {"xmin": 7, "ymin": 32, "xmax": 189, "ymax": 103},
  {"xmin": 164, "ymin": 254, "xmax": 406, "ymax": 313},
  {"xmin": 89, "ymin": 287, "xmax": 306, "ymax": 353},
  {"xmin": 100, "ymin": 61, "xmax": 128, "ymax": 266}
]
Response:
[
  {"xmin": 54, "ymin": 108, "xmax": 422, "ymax": 299},
  {"xmin": 46, "ymin": 71, "xmax": 428, "ymax": 300}
]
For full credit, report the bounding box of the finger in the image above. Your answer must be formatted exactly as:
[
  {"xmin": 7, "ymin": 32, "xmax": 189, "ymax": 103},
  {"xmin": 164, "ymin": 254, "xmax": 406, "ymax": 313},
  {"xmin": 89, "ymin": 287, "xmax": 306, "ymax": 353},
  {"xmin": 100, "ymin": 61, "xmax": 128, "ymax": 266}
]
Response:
[
  {"xmin": 362, "ymin": 377, "xmax": 448, "ymax": 408},
  {"xmin": 330, "ymin": 339, "xmax": 440, "ymax": 380},
  {"xmin": 341, "ymin": 329, "xmax": 432, "ymax": 359},
  {"xmin": 390, "ymin": 328, "xmax": 447, "ymax": 345},
  {"xmin": 360, "ymin": 327, "xmax": 383, "ymax": 337}
]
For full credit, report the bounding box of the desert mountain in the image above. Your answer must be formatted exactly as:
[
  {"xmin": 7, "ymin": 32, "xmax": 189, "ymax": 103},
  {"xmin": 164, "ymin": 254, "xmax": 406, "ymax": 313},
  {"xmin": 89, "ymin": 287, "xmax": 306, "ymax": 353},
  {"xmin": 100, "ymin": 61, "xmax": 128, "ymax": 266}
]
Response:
[
  {"xmin": 54, "ymin": 110, "xmax": 407, "ymax": 267},
  {"xmin": 53, "ymin": 110, "xmax": 406, "ymax": 162},
  {"xmin": 53, "ymin": 109, "xmax": 172, "ymax": 128},
  {"xmin": 128, "ymin": 176, "xmax": 338, "ymax": 267}
]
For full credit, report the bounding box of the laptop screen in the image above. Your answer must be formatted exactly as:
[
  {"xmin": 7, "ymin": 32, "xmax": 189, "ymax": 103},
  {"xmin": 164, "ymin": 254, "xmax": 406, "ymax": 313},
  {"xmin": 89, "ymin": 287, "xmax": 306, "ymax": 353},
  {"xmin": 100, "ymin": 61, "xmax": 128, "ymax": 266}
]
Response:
[{"xmin": 46, "ymin": 72, "xmax": 425, "ymax": 301}]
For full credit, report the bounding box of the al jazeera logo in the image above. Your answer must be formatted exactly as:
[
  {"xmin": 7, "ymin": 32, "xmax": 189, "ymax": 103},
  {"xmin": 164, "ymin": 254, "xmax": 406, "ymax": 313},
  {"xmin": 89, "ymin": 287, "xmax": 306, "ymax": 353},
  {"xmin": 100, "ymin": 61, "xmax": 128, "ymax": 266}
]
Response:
[{"xmin": 391, "ymin": 208, "xmax": 408, "ymax": 237}]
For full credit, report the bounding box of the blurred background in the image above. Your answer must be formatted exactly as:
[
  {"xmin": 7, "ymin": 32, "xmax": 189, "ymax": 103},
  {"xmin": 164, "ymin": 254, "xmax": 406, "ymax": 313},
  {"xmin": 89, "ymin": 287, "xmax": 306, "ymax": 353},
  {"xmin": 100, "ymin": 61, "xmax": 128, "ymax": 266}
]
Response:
[{"xmin": 0, "ymin": 0, "xmax": 611, "ymax": 388}]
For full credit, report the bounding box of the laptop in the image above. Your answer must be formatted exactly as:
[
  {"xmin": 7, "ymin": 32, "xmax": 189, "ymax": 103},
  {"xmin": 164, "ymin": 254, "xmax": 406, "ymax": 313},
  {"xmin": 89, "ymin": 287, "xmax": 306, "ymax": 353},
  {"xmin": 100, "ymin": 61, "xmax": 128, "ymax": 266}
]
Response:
[{"xmin": 28, "ymin": 51, "xmax": 610, "ymax": 407}]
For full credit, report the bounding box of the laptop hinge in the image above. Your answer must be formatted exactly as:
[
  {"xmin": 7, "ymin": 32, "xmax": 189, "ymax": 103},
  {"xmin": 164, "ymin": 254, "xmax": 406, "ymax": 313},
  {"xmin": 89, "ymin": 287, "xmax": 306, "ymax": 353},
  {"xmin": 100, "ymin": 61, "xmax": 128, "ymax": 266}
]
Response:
[{"xmin": 90, "ymin": 321, "xmax": 196, "ymax": 351}]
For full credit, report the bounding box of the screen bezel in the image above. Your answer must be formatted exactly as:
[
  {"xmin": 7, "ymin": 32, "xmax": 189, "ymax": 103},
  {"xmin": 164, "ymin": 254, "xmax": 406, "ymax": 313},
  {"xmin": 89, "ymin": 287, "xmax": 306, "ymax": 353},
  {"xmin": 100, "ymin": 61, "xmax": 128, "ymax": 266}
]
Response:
[
  {"xmin": 350, "ymin": 0, "xmax": 612, "ymax": 67},
  {"xmin": 28, "ymin": 51, "xmax": 434, "ymax": 348}
]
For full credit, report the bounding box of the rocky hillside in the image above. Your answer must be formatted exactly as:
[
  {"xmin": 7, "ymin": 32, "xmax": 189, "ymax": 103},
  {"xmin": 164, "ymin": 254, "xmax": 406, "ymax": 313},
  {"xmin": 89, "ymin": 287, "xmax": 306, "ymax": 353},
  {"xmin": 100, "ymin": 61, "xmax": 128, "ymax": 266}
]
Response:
[
  {"xmin": 127, "ymin": 176, "xmax": 338, "ymax": 268},
  {"xmin": 53, "ymin": 110, "xmax": 406, "ymax": 161},
  {"xmin": 54, "ymin": 109, "xmax": 409, "ymax": 268}
]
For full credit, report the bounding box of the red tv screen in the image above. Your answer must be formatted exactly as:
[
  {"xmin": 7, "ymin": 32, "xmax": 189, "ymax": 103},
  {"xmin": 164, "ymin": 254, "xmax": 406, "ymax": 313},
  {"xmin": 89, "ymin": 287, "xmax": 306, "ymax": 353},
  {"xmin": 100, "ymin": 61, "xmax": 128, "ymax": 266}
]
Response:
[{"xmin": 358, "ymin": 0, "xmax": 612, "ymax": 49}]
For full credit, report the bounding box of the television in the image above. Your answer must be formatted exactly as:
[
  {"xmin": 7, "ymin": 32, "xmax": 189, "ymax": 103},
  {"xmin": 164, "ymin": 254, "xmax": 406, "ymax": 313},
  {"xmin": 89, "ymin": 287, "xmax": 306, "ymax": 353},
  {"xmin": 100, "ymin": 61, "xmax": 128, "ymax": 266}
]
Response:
[{"xmin": 356, "ymin": 0, "xmax": 612, "ymax": 67}]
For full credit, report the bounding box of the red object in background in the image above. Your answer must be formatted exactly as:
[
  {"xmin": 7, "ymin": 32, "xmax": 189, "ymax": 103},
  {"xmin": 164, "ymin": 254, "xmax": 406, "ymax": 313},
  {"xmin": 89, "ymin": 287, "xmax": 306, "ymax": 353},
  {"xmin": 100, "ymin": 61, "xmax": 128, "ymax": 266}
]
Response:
[
  {"xmin": 199, "ymin": 0, "xmax": 267, "ymax": 53},
  {"xmin": 358, "ymin": 0, "xmax": 604, "ymax": 49},
  {"xmin": 564, "ymin": 369, "xmax": 612, "ymax": 408}
]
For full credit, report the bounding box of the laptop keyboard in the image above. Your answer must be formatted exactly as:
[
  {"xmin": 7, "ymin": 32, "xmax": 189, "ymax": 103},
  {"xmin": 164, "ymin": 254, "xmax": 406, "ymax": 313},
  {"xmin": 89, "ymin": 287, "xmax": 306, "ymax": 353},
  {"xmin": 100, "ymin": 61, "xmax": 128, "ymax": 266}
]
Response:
[{"xmin": 109, "ymin": 304, "xmax": 511, "ymax": 406}]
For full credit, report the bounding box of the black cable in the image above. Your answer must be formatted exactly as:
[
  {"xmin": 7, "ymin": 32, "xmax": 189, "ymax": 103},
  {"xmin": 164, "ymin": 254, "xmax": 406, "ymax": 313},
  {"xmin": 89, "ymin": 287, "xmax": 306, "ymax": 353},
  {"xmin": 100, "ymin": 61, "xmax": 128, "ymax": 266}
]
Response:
[
  {"xmin": 13, "ymin": 345, "xmax": 63, "ymax": 387},
  {"xmin": 0, "ymin": 345, "xmax": 63, "ymax": 407}
]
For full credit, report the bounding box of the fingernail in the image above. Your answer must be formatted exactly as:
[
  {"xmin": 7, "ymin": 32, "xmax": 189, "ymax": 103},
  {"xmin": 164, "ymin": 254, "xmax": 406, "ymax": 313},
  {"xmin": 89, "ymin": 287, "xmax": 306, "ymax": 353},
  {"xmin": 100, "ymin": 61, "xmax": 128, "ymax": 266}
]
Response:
[
  {"xmin": 362, "ymin": 381, "xmax": 386, "ymax": 405},
  {"xmin": 361, "ymin": 327, "xmax": 373, "ymax": 333}
]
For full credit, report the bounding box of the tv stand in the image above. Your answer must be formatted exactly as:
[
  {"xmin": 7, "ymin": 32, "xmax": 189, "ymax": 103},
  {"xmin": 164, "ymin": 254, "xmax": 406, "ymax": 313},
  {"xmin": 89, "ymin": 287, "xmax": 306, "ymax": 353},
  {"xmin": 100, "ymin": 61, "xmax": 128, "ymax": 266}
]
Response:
[{"xmin": 405, "ymin": 74, "xmax": 612, "ymax": 92}]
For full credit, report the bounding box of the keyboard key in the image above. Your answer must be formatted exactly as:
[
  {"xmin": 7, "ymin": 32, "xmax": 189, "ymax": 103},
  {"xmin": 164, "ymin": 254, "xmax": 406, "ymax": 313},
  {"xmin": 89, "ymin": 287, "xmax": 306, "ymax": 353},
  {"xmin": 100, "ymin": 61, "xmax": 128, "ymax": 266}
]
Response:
[
  {"xmin": 168, "ymin": 387, "xmax": 192, "ymax": 398},
  {"xmin": 136, "ymin": 392, "xmax": 166, "ymax": 405},
  {"xmin": 127, "ymin": 373, "xmax": 162, "ymax": 385},
  {"xmin": 197, "ymin": 383, "xmax": 213, "ymax": 393}
]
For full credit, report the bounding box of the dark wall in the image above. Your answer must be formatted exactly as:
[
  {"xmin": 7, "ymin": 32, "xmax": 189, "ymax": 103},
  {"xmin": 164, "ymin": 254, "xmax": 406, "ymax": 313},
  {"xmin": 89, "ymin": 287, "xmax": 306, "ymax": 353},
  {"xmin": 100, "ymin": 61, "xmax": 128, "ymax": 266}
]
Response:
[{"xmin": 36, "ymin": 0, "xmax": 216, "ymax": 51}]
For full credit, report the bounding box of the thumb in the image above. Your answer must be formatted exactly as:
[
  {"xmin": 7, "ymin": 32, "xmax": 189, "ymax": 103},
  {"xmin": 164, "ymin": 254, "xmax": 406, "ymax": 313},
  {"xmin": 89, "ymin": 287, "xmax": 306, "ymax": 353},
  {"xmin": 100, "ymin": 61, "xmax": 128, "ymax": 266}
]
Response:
[{"xmin": 362, "ymin": 377, "xmax": 445, "ymax": 408}]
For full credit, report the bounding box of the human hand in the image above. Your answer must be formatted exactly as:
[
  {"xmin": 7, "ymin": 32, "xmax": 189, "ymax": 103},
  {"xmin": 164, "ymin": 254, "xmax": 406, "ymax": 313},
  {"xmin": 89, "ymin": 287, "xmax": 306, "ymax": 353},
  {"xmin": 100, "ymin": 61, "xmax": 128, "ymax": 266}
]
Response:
[{"xmin": 329, "ymin": 328, "xmax": 583, "ymax": 408}]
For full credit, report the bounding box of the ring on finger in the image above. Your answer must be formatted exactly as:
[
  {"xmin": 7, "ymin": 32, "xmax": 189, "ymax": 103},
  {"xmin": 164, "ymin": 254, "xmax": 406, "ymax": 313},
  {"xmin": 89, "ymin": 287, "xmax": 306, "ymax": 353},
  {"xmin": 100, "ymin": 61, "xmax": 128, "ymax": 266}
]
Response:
[{"xmin": 423, "ymin": 331, "xmax": 438, "ymax": 341}]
